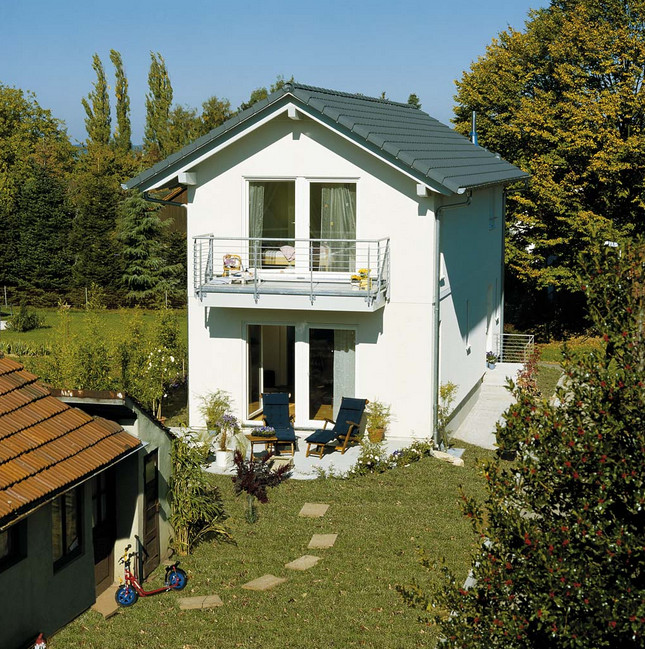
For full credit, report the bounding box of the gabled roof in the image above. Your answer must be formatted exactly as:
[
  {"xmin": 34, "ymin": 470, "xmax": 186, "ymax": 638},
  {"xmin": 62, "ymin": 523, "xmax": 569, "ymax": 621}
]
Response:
[
  {"xmin": 0, "ymin": 356, "xmax": 141, "ymax": 529},
  {"xmin": 125, "ymin": 83, "xmax": 528, "ymax": 195}
]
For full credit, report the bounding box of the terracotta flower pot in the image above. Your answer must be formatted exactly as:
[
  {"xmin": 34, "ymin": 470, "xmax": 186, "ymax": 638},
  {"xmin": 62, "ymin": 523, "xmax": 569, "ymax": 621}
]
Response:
[{"xmin": 368, "ymin": 428, "xmax": 385, "ymax": 443}]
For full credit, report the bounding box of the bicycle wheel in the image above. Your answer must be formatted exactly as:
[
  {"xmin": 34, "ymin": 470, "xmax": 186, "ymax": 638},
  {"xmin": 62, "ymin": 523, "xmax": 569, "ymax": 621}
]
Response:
[
  {"xmin": 166, "ymin": 568, "xmax": 188, "ymax": 590},
  {"xmin": 115, "ymin": 584, "xmax": 139, "ymax": 606}
]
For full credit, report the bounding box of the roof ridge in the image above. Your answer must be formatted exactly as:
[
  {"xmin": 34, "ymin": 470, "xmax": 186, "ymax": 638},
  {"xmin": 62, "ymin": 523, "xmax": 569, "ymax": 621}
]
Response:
[{"xmin": 288, "ymin": 82, "xmax": 418, "ymax": 110}]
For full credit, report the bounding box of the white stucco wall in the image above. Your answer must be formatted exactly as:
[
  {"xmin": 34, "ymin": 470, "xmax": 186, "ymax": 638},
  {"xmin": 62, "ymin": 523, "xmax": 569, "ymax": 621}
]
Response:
[
  {"xmin": 184, "ymin": 110, "xmax": 503, "ymax": 439},
  {"xmin": 438, "ymin": 187, "xmax": 504, "ymax": 409}
]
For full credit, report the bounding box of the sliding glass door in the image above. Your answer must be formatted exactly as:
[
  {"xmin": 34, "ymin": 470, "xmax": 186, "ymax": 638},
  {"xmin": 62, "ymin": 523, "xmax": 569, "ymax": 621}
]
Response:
[
  {"xmin": 247, "ymin": 324, "xmax": 295, "ymax": 419},
  {"xmin": 309, "ymin": 328, "xmax": 355, "ymax": 420}
]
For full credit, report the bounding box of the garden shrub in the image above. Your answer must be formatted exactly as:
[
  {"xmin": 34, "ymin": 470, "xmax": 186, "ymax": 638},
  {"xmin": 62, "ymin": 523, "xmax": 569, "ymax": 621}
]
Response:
[
  {"xmin": 169, "ymin": 431, "xmax": 230, "ymax": 555},
  {"xmin": 402, "ymin": 238, "xmax": 645, "ymax": 648},
  {"xmin": 6, "ymin": 304, "xmax": 44, "ymax": 332}
]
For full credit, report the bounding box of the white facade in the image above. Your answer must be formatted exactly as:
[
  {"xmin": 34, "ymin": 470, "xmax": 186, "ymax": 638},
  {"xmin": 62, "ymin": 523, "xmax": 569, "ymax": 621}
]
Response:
[{"xmin": 181, "ymin": 107, "xmax": 505, "ymax": 440}]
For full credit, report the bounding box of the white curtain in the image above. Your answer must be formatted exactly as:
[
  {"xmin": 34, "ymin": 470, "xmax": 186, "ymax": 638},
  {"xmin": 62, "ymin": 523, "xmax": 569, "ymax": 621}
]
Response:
[
  {"xmin": 249, "ymin": 183, "xmax": 265, "ymax": 267},
  {"xmin": 333, "ymin": 330, "xmax": 355, "ymax": 414},
  {"xmin": 320, "ymin": 184, "xmax": 356, "ymax": 271}
]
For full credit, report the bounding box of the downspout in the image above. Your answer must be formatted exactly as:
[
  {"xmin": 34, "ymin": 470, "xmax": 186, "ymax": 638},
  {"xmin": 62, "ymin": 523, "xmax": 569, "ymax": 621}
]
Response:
[{"xmin": 433, "ymin": 191, "xmax": 472, "ymax": 448}]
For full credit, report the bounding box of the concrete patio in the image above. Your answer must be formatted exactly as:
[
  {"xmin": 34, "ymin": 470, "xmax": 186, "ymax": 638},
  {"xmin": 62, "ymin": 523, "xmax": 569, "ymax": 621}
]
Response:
[{"xmin": 204, "ymin": 436, "xmax": 420, "ymax": 480}]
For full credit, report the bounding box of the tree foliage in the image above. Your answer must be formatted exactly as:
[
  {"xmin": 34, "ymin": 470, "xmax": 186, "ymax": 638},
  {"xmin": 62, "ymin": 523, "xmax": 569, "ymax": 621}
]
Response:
[
  {"xmin": 82, "ymin": 53, "xmax": 111, "ymax": 147},
  {"xmin": 16, "ymin": 164, "xmax": 73, "ymax": 296},
  {"xmin": 144, "ymin": 51, "xmax": 173, "ymax": 162},
  {"xmin": 169, "ymin": 432, "xmax": 229, "ymax": 555},
  {"xmin": 454, "ymin": 0, "xmax": 645, "ymax": 297},
  {"xmin": 110, "ymin": 49, "xmax": 131, "ymax": 153},
  {"xmin": 405, "ymin": 238, "xmax": 645, "ymax": 647},
  {"xmin": 116, "ymin": 190, "xmax": 182, "ymax": 305},
  {"xmin": 0, "ymin": 84, "xmax": 73, "ymax": 291}
]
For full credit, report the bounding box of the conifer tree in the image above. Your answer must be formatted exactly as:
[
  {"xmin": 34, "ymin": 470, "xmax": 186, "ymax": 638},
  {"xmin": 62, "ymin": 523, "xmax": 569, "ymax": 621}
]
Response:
[
  {"xmin": 16, "ymin": 164, "xmax": 73, "ymax": 297},
  {"xmin": 82, "ymin": 53, "xmax": 111, "ymax": 146},
  {"xmin": 407, "ymin": 93, "xmax": 421, "ymax": 109},
  {"xmin": 109, "ymin": 49, "xmax": 131, "ymax": 153},
  {"xmin": 116, "ymin": 190, "xmax": 183, "ymax": 305}
]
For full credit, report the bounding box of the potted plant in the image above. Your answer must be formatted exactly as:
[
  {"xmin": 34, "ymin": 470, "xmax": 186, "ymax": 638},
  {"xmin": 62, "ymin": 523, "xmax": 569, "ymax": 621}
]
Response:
[
  {"xmin": 365, "ymin": 400, "xmax": 391, "ymax": 443},
  {"xmin": 213, "ymin": 413, "xmax": 239, "ymax": 468},
  {"xmin": 486, "ymin": 351, "xmax": 498, "ymax": 369}
]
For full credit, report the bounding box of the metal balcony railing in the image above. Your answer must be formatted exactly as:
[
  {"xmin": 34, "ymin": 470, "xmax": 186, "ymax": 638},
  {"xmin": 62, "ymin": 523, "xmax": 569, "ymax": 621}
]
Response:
[
  {"xmin": 193, "ymin": 236, "xmax": 390, "ymax": 306},
  {"xmin": 494, "ymin": 333, "xmax": 535, "ymax": 363}
]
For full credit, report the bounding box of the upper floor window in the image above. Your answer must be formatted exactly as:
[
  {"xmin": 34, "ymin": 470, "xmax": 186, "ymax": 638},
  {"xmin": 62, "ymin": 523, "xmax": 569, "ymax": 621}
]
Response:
[
  {"xmin": 249, "ymin": 181, "xmax": 295, "ymax": 268},
  {"xmin": 52, "ymin": 488, "xmax": 82, "ymax": 570},
  {"xmin": 310, "ymin": 183, "xmax": 356, "ymax": 271}
]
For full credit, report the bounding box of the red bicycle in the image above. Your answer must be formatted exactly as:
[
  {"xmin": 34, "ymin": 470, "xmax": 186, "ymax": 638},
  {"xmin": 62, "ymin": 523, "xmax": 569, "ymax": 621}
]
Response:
[{"xmin": 115, "ymin": 544, "xmax": 187, "ymax": 607}]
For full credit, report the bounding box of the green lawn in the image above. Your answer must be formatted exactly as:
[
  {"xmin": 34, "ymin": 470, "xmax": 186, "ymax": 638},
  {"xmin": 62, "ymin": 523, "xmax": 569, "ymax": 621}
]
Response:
[
  {"xmin": 536, "ymin": 362, "xmax": 563, "ymax": 399},
  {"xmin": 0, "ymin": 308, "xmax": 188, "ymax": 352},
  {"xmin": 52, "ymin": 446, "xmax": 493, "ymax": 649}
]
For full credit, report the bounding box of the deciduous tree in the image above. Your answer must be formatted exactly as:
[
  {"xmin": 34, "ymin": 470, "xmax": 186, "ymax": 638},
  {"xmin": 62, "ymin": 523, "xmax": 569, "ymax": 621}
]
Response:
[
  {"xmin": 110, "ymin": 49, "xmax": 131, "ymax": 153},
  {"xmin": 82, "ymin": 53, "xmax": 111, "ymax": 147},
  {"xmin": 454, "ymin": 0, "xmax": 645, "ymax": 325},
  {"xmin": 144, "ymin": 51, "xmax": 173, "ymax": 162}
]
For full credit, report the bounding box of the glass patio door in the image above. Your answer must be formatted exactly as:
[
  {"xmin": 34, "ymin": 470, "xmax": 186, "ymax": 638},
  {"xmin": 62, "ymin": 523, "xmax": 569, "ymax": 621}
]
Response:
[
  {"xmin": 247, "ymin": 325, "xmax": 295, "ymax": 420},
  {"xmin": 308, "ymin": 329, "xmax": 355, "ymax": 421}
]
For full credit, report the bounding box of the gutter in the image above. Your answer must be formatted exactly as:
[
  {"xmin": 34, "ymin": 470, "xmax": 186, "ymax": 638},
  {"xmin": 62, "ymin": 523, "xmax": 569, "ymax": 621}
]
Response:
[
  {"xmin": 432, "ymin": 192, "xmax": 472, "ymax": 448},
  {"xmin": 142, "ymin": 191, "xmax": 185, "ymax": 207}
]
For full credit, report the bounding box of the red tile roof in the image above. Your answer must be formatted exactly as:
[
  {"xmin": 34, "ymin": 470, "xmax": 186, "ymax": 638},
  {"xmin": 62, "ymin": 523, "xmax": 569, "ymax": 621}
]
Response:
[{"xmin": 0, "ymin": 356, "xmax": 141, "ymax": 527}]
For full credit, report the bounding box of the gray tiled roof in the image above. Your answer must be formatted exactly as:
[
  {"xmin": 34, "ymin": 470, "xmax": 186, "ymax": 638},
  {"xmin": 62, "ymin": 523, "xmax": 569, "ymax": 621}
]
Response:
[{"xmin": 125, "ymin": 83, "xmax": 528, "ymax": 194}]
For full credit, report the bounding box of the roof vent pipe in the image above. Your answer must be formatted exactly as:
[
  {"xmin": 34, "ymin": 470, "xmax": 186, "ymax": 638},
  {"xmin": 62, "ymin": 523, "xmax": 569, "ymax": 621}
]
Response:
[{"xmin": 470, "ymin": 111, "xmax": 478, "ymax": 146}]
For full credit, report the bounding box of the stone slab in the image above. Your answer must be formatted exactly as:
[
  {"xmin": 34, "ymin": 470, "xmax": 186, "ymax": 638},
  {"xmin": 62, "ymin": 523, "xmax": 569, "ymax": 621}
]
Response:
[
  {"xmin": 285, "ymin": 555, "xmax": 321, "ymax": 571},
  {"xmin": 178, "ymin": 594, "xmax": 224, "ymax": 610},
  {"xmin": 432, "ymin": 450, "xmax": 464, "ymax": 467},
  {"xmin": 299, "ymin": 503, "xmax": 330, "ymax": 518},
  {"xmin": 308, "ymin": 533, "xmax": 338, "ymax": 549},
  {"xmin": 241, "ymin": 574, "xmax": 287, "ymax": 591},
  {"xmin": 92, "ymin": 584, "xmax": 119, "ymax": 619}
]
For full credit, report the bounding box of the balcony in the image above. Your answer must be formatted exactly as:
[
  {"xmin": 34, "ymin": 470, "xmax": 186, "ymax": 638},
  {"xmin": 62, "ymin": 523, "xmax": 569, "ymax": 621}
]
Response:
[{"xmin": 193, "ymin": 236, "xmax": 390, "ymax": 312}]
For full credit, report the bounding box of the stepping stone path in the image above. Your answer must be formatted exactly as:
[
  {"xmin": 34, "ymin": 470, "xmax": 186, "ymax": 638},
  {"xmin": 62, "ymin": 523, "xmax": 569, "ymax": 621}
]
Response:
[
  {"xmin": 178, "ymin": 594, "xmax": 223, "ymax": 610},
  {"xmin": 299, "ymin": 503, "xmax": 329, "ymax": 518},
  {"xmin": 242, "ymin": 574, "xmax": 287, "ymax": 591},
  {"xmin": 308, "ymin": 533, "xmax": 338, "ymax": 549},
  {"xmin": 285, "ymin": 555, "xmax": 321, "ymax": 571},
  {"xmin": 91, "ymin": 584, "xmax": 119, "ymax": 619}
]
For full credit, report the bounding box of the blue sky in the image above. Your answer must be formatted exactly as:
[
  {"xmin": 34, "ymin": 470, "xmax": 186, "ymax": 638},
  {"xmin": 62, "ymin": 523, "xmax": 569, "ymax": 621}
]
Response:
[{"xmin": 3, "ymin": 0, "xmax": 548, "ymax": 144}]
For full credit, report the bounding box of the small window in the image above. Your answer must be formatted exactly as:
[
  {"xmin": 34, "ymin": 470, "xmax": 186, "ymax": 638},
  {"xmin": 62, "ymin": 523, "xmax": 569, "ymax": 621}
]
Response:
[
  {"xmin": 0, "ymin": 522, "xmax": 26, "ymax": 572},
  {"xmin": 52, "ymin": 488, "xmax": 82, "ymax": 570}
]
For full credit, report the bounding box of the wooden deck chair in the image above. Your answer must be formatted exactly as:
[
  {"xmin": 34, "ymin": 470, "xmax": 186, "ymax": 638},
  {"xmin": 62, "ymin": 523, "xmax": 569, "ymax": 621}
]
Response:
[
  {"xmin": 223, "ymin": 254, "xmax": 242, "ymax": 276},
  {"xmin": 305, "ymin": 397, "xmax": 367, "ymax": 459},
  {"xmin": 261, "ymin": 392, "xmax": 296, "ymax": 456}
]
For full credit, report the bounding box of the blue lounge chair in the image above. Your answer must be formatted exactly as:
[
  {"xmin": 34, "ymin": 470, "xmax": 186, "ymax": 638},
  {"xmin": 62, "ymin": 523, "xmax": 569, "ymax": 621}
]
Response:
[
  {"xmin": 305, "ymin": 398, "xmax": 367, "ymax": 458},
  {"xmin": 261, "ymin": 392, "xmax": 297, "ymax": 455}
]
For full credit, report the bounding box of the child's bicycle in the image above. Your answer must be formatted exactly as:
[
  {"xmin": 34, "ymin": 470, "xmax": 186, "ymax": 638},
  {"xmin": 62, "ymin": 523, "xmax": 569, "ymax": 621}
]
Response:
[{"xmin": 115, "ymin": 544, "xmax": 187, "ymax": 607}]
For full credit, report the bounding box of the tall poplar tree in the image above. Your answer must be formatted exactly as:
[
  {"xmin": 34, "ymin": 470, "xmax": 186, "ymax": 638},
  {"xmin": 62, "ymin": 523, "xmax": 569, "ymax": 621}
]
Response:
[
  {"xmin": 81, "ymin": 53, "xmax": 111, "ymax": 147},
  {"xmin": 144, "ymin": 52, "xmax": 173, "ymax": 162},
  {"xmin": 110, "ymin": 49, "xmax": 131, "ymax": 153}
]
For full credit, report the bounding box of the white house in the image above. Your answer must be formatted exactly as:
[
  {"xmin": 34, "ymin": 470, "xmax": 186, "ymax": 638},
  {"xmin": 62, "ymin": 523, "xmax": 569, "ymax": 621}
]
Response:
[{"xmin": 126, "ymin": 83, "xmax": 528, "ymax": 444}]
